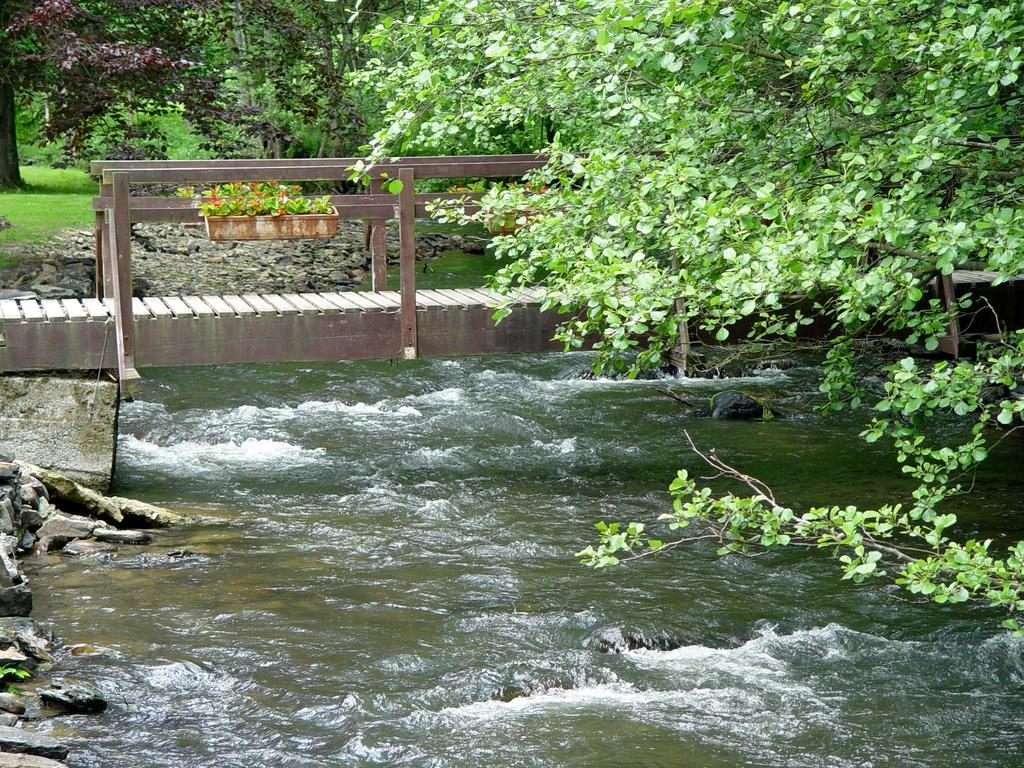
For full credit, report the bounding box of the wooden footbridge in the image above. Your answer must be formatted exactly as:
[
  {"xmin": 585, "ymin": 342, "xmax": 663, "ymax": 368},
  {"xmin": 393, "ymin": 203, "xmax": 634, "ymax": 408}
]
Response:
[{"xmin": 0, "ymin": 155, "xmax": 565, "ymax": 394}]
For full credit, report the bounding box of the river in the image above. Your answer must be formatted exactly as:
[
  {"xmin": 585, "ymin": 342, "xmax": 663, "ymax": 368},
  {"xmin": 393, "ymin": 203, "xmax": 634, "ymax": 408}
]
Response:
[{"xmin": 21, "ymin": 247, "xmax": 1024, "ymax": 767}]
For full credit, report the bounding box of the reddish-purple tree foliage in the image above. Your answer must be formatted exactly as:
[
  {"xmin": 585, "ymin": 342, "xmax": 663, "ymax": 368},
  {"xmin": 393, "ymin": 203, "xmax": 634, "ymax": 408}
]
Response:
[{"xmin": 0, "ymin": 0, "xmax": 227, "ymax": 187}]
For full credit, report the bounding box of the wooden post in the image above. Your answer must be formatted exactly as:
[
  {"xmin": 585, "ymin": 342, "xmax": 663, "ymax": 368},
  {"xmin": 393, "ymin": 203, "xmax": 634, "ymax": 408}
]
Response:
[
  {"xmin": 937, "ymin": 273, "xmax": 961, "ymax": 358},
  {"xmin": 668, "ymin": 251, "xmax": 690, "ymax": 374},
  {"xmin": 110, "ymin": 172, "xmax": 141, "ymax": 394},
  {"xmin": 95, "ymin": 179, "xmax": 112, "ymax": 297},
  {"xmin": 368, "ymin": 177, "xmax": 388, "ymax": 291},
  {"xmin": 397, "ymin": 167, "xmax": 417, "ymax": 359}
]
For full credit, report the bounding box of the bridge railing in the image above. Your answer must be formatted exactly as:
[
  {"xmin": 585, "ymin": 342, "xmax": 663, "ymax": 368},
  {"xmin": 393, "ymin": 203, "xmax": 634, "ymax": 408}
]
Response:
[{"xmin": 90, "ymin": 154, "xmax": 549, "ymax": 393}]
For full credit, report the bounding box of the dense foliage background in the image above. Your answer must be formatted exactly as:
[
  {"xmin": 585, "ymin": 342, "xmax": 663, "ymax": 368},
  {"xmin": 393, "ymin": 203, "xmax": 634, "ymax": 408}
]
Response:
[{"xmin": 0, "ymin": 0, "xmax": 409, "ymax": 182}]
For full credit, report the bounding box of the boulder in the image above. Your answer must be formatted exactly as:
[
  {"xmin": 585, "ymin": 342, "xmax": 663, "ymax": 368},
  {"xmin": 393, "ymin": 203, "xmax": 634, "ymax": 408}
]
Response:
[
  {"xmin": 21, "ymin": 499, "xmax": 53, "ymax": 533},
  {"xmin": 18, "ymin": 476, "xmax": 47, "ymax": 504},
  {"xmin": 37, "ymin": 680, "xmax": 107, "ymax": 713},
  {"xmin": 34, "ymin": 514, "xmax": 96, "ymax": 553},
  {"xmin": 0, "ymin": 501, "xmax": 15, "ymax": 537},
  {"xmin": 16, "ymin": 531, "xmax": 35, "ymax": 555},
  {"xmin": 0, "ymin": 586, "xmax": 32, "ymax": 619},
  {"xmin": 0, "ymin": 754, "xmax": 71, "ymax": 768},
  {"xmin": 0, "ymin": 619, "xmax": 52, "ymax": 669},
  {"xmin": 16, "ymin": 463, "xmax": 187, "ymax": 528},
  {"xmin": 0, "ymin": 535, "xmax": 23, "ymax": 587},
  {"xmin": 696, "ymin": 391, "xmax": 772, "ymax": 420},
  {"xmin": 0, "ymin": 726, "xmax": 68, "ymax": 760},
  {"xmin": 0, "ymin": 693, "xmax": 25, "ymax": 716}
]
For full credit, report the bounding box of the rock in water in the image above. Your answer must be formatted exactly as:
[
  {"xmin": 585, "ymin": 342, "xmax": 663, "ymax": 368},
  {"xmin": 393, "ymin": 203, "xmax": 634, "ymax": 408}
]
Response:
[
  {"xmin": 34, "ymin": 514, "xmax": 96, "ymax": 553},
  {"xmin": 0, "ymin": 726, "xmax": 69, "ymax": 760},
  {"xmin": 587, "ymin": 627, "xmax": 687, "ymax": 654},
  {"xmin": 696, "ymin": 390, "xmax": 771, "ymax": 420},
  {"xmin": 37, "ymin": 680, "xmax": 107, "ymax": 713},
  {"xmin": 92, "ymin": 528, "xmax": 153, "ymax": 545},
  {"xmin": 60, "ymin": 540, "xmax": 116, "ymax": 558}
]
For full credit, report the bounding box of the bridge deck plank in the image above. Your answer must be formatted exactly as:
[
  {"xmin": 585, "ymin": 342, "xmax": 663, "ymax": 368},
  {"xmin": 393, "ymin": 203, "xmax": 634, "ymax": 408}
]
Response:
[
  {"xmin": 40, "ymin": 299, "xmax": 67, "ymax": 321},
  {"xmin": 201, "ymin": 295, "xmax": 237, "ymax": 316},
  {"xmin": 61, "ymin": 299, "xmax": 88, "ymax": 322},
  {"xmin": 162, "ymin": 296, "xmax": 195, "ymax": 318},
  {"xmin": 419, "ymin": 289, "xmax": 463, "ymax": 309},
  {"xmin": 0, "ymin": 300, "xmax": 22, "ymax": 321},
  {"xmin": 359, "ymin": 292, "xmax": 400, "ymax": 311},
  {"xmin": 222, "ymin": 295, "xmax": 256, "ymax": 317},
  {"xmin": 132, "ymin": 297, "xmax": 152, "ymax": 318},
  {"xmin": 333, "ymin": 292, "xmax": 383, "ymax": 312},
  {"xmin": 241, "ymin": 294, "xmax": 279, "ymax": 315},
  {"xmin": 82, "ymin": 298, "xmax": 110, "ymax": 319},
  {"xmin": 142, "ymin": 297, "xmax": 173, "ymax": 318},
  {"xmin": 411, "ymin": 290, "xmax": 446, "ymax": 309},
  {"xmin": 182, "ymin": 296, "xmax": 216, "ymax": 318},
  {"xmin": 451, "ymin": 288, "xmax": 492, "ymax": 307},
  {"xmin": 315, "ymin": 293, "xmax": 361, "ymax": 313},
  {"xmin": 298, "ymin": 293, "xmax": 339, "ymax": 314},
  {"xmin": 19, "ymin": 300, "xmax": 44, "ymax": 322},
  {"xmin": 260, "ymin": 294, "xmax": 298, "ymax": 315},
  {"xmin": 280, "ymin": 294, "xmax": 320, "ymax": 315}
]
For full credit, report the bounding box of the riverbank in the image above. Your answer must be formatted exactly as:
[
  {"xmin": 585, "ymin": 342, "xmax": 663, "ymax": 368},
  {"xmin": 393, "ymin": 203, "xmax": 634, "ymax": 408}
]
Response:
[{"xmin": 0, "ymin": 454, "xmax": 182, "ymax": 766}]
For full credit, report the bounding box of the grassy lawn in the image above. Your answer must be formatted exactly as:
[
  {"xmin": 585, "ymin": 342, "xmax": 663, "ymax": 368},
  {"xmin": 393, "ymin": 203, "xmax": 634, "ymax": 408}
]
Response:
[{"xmin": 0, "ymin": 167, "xmax": 95, "ymax": 248}]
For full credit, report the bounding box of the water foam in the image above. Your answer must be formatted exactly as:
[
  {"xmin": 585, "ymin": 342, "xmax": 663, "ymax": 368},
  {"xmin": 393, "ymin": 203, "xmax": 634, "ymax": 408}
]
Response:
[
  {"xmin": 120, "ymin": 435, "xmax": 326, "ymax": 470},
  {"xmin": 531, "ymin": 437, "xmax": 577, "ymax": 454}
]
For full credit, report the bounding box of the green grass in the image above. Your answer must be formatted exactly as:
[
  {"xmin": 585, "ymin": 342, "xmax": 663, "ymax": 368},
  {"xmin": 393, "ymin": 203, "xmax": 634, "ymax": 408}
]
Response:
[{"xmin": 0, "ymin": 166, "xmax": 96, "ymax": 246}]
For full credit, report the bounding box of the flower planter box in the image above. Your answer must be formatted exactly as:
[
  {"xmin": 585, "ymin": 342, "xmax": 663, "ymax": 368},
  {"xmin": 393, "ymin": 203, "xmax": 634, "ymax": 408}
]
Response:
[
  {"xmin": 484, "ymin": 209, "xmax": 538, "ymax": 236},
  {"xmin": 203, "ymin": 208, "xmax": 340, "ymax": 242}
]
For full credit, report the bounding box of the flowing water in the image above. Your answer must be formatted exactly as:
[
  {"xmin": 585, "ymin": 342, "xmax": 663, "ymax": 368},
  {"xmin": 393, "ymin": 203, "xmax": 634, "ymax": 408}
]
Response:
[{"xmin": 21, "ymin": 251, "xmax": 1024, "ymax": 767}]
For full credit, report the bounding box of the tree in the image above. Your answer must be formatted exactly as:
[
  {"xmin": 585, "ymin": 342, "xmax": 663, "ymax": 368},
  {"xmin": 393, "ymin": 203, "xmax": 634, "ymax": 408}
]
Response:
[
  {"xmin": 0, "ymin": 0, "xmax": 227, "ymax": 180},
  {"xmin": 223, "ymin": 0, "xmax": 410, "ymax": 158},
  {"xmin": 353, "ymin": 1, "xmax": 1024, "ymax": 630},
  {"xmin": 0, "ymin": 1, "xmax": 24, "ymax": 187}
]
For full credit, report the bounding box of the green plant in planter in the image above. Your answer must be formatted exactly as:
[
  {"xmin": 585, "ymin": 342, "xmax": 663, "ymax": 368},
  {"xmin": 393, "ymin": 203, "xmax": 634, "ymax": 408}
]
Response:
[{"xmin": 177, "ymin": 182, "xmax": 334, "ymax": 218}]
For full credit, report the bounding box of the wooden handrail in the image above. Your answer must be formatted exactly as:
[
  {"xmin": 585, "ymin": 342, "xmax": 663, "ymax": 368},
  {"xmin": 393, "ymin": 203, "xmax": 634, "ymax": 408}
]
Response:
[
  {"xmin": 99, "ymin": 158, "xmax": 546, "ymax": 184},
  {"xmin": 89, "ymin": 153, "xmax": 546, "ymax": 173}
]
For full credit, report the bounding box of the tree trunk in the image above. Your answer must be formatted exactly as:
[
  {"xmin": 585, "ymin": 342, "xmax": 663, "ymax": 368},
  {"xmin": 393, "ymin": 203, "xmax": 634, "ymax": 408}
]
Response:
[{"xmin": 0, "ymin": 79, "xmax": 22, "ymax": 189}]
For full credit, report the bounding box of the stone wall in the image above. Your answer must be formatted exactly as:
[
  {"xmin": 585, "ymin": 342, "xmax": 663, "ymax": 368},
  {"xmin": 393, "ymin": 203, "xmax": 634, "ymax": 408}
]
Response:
[
  {"xmin": 0, "ymin": 377, "xmax": 118, "ymax": 491},
  {"xmin": 0, "ymin": 221, "xmax": 485, "ymax": 300}
]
